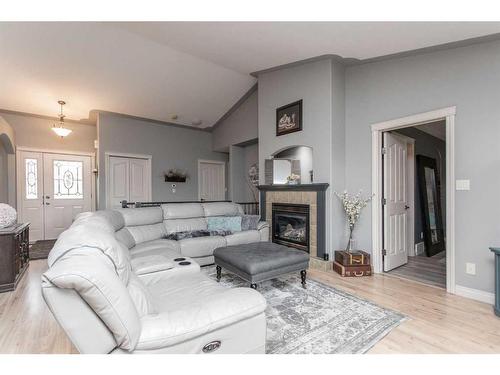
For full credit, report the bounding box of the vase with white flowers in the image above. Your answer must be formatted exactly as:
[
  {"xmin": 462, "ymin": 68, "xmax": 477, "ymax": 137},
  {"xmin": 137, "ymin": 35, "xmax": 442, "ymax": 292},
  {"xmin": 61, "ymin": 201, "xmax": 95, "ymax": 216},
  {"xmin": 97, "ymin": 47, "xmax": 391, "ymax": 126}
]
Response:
[{"xmin": 335, "ymin": 190, "xmax": 373, "ymax": 252}]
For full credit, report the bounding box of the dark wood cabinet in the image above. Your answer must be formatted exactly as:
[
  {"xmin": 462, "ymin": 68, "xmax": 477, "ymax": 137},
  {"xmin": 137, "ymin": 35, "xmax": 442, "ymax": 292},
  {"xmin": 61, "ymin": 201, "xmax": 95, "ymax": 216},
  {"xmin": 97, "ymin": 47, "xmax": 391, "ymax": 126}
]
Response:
[{"xmin": 0, "ymin": 223, "xmax": 30, "ymax": 293}]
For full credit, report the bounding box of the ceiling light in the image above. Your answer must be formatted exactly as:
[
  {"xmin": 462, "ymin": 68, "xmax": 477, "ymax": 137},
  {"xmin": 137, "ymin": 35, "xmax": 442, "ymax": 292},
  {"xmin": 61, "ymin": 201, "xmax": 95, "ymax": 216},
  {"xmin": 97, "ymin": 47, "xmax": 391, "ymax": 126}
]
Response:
[{"xmin": 52, "ymin": 100, "xmax": 72, "ymax": 138}]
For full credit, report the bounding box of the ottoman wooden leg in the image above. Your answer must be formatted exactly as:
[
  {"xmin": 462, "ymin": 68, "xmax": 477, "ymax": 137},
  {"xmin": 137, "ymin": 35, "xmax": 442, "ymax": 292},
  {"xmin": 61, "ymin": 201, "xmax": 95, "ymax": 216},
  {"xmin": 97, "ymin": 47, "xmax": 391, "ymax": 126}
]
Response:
[
  {"xmin": 300, "ymin": 270, "xmax": 307, "ymax": 289},
  {"xmin": 250, "ymin": 283, "xmax": 257, "ymax": 290},
  {"xmin": 216, "ymin": 265, "xmax": 222, "ymax": 282}
]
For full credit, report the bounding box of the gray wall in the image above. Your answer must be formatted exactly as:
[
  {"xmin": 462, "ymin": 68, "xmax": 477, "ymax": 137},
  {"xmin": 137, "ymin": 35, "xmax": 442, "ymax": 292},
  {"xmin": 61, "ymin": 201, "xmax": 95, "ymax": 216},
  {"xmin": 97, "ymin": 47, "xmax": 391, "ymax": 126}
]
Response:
[
  {"xmin": 229, "ymin": 143, "xmax": 259, "ymax": 203},
  {"xmin": 257, "ymin": 58, "xmax": 347, "ymax": 253},
  {"xmin": 345, "ymin": 39, "xmax": 500, "ymax": 293},
  {"xmin": 395, "ymin": 126, "xmax": 446, "ymax": 246},
  {"xmin": 0, "ymin": 112, "xmax": 96, "ymax": 153},
  {"xmin": 98, "ymin": 112, "xmax": 228, "ymax": 209},
  {"xmin": 212, "ymin": 88, "xmax": 258, "ymax": 152}
]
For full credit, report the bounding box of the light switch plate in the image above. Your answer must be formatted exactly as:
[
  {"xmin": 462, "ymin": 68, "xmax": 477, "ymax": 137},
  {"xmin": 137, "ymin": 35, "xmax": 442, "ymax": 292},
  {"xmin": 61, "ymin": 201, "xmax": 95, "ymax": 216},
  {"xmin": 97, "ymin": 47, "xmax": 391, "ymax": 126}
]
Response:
[
  {"xmin": 456, "ymin": 179, "xmax": 470, "ymax": 191},
  {"xmin": 466, "ymin": 262, "xmax": 476, "ymax": 275}
]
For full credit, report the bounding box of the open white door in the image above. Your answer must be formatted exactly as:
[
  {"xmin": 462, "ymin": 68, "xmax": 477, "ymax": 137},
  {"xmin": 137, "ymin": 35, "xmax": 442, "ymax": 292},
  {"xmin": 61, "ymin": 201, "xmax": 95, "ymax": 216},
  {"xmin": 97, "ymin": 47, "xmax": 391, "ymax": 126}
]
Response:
[
  {"xmin": 43, "ymin": 153, "xmax": 92, "ymax": 239},
  {"xmin": 198, "ymin": 160, "xmax": 225, "ymax": 201},
  {"xmin": 383, "ymin": 132, "xmax": 409, "ymax": 271}
]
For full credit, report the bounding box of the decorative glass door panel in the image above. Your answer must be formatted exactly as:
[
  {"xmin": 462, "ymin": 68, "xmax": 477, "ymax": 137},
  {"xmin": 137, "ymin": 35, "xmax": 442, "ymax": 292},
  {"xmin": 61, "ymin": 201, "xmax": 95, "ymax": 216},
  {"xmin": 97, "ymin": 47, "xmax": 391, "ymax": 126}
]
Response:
[{"xmin": 53, "ymin": 160, "xmax": 84, "ymax": 199}]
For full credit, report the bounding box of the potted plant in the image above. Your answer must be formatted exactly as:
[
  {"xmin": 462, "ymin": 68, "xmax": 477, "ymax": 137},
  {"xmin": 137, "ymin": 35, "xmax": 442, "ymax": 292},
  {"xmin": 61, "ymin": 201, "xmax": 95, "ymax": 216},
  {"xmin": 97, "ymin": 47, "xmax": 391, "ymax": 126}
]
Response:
[
  {"xmin": 164, "ymin": 169, "xmax": 188, "ymax": 182},
  {"xmin": 335, "ymin": 190, "xmax": 373, "ymax": 252},
  {"xmin": 286, "ymin": 173, "xmax": 300, "ymax": 185}
]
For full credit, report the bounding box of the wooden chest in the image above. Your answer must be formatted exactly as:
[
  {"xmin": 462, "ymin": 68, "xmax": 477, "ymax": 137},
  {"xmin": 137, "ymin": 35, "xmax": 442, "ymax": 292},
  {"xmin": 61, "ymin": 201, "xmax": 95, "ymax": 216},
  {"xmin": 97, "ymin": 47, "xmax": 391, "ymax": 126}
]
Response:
[
  {"xmin": 332, "ymin": 261, "xmax": 372, "ymax": 277},
  {"xmin": 334, "ymin": 250, "xmax": 370, "ymax": 266}
]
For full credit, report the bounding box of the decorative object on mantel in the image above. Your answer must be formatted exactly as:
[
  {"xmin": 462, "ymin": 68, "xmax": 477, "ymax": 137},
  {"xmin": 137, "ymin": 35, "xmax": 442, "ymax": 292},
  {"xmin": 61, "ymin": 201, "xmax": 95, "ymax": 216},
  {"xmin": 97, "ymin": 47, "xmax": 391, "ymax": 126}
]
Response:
[
  {"xmin": 335, "ymin": 190, "xmax": 373, "ymax": 252},
  {"xmin": 51, "ymin": 100, "xmax": 72, "ymax": 138},
  {"xmin": 0, "ymin": 203, "xmax": 17, "ymax": 228},
  {"xmin": 164, "ymin": 168, "xmax": 188, "ymax": 182},
  {"xmin": 276, "ymin": 100, "xmax": 302, "ymax": 136},
  {"xmin": 286, "ymin": 173, "xmax": 300, "ymax": 185},
  {"xmin": 246, "ymin": 163, "xmax": 259, "ymax": 202}
]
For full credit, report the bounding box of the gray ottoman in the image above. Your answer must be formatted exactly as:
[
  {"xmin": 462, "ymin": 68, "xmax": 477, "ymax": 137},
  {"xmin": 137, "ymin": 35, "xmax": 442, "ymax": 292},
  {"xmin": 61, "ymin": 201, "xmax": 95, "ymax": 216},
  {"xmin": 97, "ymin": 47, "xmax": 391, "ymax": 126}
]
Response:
[{"xmin": 213, "ymin": 242, "xmax": 310, "ymax": 289}]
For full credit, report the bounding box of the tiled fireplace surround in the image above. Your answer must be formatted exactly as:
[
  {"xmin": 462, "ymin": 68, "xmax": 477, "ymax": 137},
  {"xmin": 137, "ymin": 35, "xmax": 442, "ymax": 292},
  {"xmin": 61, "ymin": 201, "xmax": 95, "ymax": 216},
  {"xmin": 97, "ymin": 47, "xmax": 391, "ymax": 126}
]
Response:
[{"xmin": 258, "ymin": 183, "xmax": 329, "ymax": 269}]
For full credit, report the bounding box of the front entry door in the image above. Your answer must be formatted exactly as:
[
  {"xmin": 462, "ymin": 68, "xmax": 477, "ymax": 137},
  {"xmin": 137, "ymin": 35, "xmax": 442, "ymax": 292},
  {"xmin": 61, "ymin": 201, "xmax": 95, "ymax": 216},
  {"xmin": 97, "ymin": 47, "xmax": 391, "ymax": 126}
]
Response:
[
  {"xmin": 383, "ymin": 132, "xmax": 409, "ymax": 271},
  {"xmin": 43, "ymin": 153, "xmax": 92, "ymax": 239},
  {"xmin": 18, "ymin": 151, "xmax": 93, "ymax": 241}
]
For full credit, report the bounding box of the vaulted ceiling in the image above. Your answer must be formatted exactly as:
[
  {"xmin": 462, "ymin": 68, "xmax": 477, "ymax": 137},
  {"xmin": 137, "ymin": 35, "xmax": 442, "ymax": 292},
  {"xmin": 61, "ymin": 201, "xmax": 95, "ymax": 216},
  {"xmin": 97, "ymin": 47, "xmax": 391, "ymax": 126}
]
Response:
[{"xmin": 1, "ymin": 22, "xmax": 500, "ymax": 128}]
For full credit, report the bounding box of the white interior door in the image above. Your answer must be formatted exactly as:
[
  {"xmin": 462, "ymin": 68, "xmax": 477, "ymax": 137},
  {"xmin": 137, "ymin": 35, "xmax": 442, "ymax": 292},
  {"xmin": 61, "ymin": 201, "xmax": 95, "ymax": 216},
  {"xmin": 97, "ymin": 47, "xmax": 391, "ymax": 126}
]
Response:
[
  {"xmin": 129, "ymin": 158, "xmax": 151, "ymax": 203},
  {"xmin": 43, "ymin": 153, "xmax": 92, "ymax": 239},
  {"xmin": 199, "ymin": 160, "xmax": 225, "ymax": 201},
  {"xmin": 18, "ymin": 151, "xmax": 44, "ymax": 242},
  {"xmin": 108, "ymin": 156, "xmax": 130, "ymax": 208},
  {"xmin": 107, "ymin": 155, "xmax": 151, "ymax": 208},
  {"xmin": 383, "ymin": 132, "xmax": 409, "ymax": 271}
]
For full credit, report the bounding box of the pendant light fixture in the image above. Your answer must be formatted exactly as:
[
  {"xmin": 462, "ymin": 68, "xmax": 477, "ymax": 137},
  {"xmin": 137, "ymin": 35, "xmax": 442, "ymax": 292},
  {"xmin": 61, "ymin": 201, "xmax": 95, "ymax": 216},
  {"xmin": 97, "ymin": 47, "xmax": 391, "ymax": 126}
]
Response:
[{"xmin": 52, "ymin": 100, "xmax": 72, "ymax": 138}]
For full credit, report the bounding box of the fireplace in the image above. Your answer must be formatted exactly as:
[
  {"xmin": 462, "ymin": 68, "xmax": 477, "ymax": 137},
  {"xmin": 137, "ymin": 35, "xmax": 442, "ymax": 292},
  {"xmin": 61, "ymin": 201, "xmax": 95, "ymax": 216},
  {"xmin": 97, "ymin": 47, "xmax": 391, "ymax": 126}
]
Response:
[{"xmin": 272, "ymin": 203, "xmax": 310, "ymax": 252}]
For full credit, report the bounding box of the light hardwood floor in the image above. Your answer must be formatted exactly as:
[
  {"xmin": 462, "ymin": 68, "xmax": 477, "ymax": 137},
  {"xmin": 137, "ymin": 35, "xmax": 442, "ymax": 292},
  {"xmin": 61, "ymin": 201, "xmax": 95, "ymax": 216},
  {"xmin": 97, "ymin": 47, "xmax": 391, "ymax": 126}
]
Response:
[{"xmin": 0, "ymin": 260, "xmax": 499, "ymax": 354}]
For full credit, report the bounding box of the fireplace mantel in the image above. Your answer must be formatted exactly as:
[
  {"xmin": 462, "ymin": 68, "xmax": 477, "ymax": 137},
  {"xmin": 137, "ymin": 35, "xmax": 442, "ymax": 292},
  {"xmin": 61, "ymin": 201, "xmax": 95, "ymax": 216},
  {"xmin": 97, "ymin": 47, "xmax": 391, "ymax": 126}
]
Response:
[{"xmin": 257, "ymin": 183, "xmax": 329, "ymax": 192}]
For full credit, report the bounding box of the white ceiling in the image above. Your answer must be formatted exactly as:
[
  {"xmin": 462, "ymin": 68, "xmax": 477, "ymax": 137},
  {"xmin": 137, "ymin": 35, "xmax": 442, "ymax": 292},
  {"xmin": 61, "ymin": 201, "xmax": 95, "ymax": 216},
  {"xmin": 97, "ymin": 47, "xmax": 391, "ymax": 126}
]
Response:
[{"xmin": 1, "ymin": 22, "xmax": 500, "ymax": 128}]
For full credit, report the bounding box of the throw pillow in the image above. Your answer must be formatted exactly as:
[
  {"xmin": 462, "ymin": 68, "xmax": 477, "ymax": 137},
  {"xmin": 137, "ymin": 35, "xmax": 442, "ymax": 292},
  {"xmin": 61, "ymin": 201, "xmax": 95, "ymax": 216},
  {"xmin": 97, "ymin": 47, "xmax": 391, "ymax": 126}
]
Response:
[
  {"xmin": 207, "ymin": 216, "xmax": 242, "ymax": 232},
  {"xmin": 241, "ymin": 215, "xmax": 260, "ymax": 231}
]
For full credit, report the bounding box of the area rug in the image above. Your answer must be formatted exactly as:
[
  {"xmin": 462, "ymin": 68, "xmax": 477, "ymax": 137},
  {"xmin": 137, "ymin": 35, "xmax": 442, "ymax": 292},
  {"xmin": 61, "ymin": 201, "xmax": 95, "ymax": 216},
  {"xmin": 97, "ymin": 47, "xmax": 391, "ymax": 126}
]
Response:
[
  {"xmin": 30, "ymin": 240, "xmax": 56, "ymax": 260},
  {"xmin": 202, "ymin": 266, "xmax": 407, "ymax": 354}
]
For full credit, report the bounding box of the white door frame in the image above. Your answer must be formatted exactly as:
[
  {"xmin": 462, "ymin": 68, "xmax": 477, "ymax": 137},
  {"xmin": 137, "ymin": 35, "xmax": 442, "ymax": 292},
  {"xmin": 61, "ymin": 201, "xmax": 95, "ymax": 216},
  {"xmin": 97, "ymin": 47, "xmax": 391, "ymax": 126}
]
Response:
[
  {"xmin": 104, "ymin": 152, "xmax": 152, "ymax": 208},
  {"xmin": 371, "ymin": 106, "xmax": 456, "ymax": 294},
  {"xmin": 197, "ymin": 159, "xmax": 226, "ymax": 201},
  {"xmin": 16, "ymin": 147, "xmax": 97, "ymax": 216}
]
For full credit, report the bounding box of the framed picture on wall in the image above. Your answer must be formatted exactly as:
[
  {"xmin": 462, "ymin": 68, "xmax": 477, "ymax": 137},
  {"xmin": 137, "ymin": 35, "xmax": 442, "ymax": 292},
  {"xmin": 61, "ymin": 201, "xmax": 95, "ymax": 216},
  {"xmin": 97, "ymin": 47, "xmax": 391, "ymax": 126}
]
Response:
[{"xmin": 276, "ymin": 100, "xmax": 302, "ymax": 136}]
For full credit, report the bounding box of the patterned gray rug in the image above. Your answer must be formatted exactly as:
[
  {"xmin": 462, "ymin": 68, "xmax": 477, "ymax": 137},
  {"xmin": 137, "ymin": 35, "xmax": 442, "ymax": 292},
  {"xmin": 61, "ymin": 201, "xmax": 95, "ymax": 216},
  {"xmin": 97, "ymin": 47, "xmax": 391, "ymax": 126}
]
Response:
[{"xmin": 202, "ymin": 266, "xmax": 407, "ymax": 354}]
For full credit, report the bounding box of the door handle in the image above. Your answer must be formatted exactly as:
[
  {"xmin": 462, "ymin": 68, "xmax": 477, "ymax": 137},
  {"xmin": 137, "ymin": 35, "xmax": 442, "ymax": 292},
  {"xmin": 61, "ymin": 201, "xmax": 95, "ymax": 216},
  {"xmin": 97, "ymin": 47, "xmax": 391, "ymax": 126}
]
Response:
[
  {"xmin": 46, "ymin": 196, "xmax": 51, "ymax": 199},
  {"xmin": 404, "ymin": 205, "xmax": 410, "ymax": 210},
  {"xmin": 46, "ymin": 202, "xmax": 50, "ymax": 205}
]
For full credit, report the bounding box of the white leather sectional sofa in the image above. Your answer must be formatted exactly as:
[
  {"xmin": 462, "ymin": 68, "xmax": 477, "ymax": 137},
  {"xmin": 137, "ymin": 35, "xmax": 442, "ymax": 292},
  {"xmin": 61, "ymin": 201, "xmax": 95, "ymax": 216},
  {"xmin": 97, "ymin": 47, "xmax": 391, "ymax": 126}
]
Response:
[{"xmin": 41, "ymin": 202, "xmax": 269, "ymax": 354}]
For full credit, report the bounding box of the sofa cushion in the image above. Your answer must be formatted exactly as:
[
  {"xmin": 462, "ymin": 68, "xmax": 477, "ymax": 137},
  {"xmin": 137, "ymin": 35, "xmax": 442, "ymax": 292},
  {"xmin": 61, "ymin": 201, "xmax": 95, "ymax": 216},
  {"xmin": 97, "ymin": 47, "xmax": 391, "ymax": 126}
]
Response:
[
  {"xmin": 115, "ymin": 228, "xmax": 136, "ymax": 249},
  {"xmin": 207, "ymin": 216, "xmax": 242, "ymax": 232},
  {"xmin": 179, "ymin": 236, "xmax": 226, "ymax": 258},
  {"xmin": 48, "ymin": 224, "xmax": 131, "ymax": 284},
  {"xmin": 94, "ymin": 210, "xmax": 126, "ymax": 231},
  {"xmin": 161, "ymin": 203, "xmax": 204, "ymax": 219},
  {"xmin": 117, "ymin": 207, "xmax": 163, "ymax": 227},
  {"xmin": 43, "ymin": 253, "xmax": 141, "ymax": 351},
  {"xmin": 241, "ymin": 215, "xmax": 260, "ymax": 231},
  {"xmin": 164, "ymin": 218, "xmax": 207, "ymax": 235},
  {"xmin": 202, "ymin": 202, "xmax": 243, "ymax": 217},
  {"xmin": 137, "ymin": 273, "xmax": 266, "ymax": 350},
  {"xmin": 225, "ymin": 230, "xmax": 261, "ymax": 246},
  {"xmin": 129, "ymin": 239, "xmax": 180, "ymax": 256},
  {"xmin": 127, "ymin": 223, "xmax": 166, "ymax": 245},
  {"xmin": 127, "ymin": 273, "xmax": 157, "ymax": 317}
]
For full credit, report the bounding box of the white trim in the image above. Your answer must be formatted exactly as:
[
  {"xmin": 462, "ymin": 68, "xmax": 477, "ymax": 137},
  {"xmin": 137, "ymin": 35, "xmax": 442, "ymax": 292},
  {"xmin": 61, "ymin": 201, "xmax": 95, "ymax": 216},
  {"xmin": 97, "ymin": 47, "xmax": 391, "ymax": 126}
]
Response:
[
  {"xmin": 371, "ymin": 106, "xmax": 456, "ymax": 294},
  {"xmin": 455, "ymin": 285, "xmax": 495, "ymax": 304},
  {"xmin": 371, "ymin": 107, "xmax": 456, "ymax": 131},
  {"xmin": 104, "ymin": 152, "xmax": 152, "ymax": 209},
  {"xmin": 15, "ymin": 146, "xmax": 95, "ymax": 157},
  {"xmin": 197, "ymin": 159, "xmax": 226, "ymax": 201}
]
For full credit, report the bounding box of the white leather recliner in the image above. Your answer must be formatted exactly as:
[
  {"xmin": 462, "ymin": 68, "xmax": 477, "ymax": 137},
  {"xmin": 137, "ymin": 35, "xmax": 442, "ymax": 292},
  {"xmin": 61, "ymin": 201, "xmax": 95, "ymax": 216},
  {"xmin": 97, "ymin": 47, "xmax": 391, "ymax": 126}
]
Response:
[{"xmin": 41, "ymin": 202, "xmax": 268, "ymax": 354}]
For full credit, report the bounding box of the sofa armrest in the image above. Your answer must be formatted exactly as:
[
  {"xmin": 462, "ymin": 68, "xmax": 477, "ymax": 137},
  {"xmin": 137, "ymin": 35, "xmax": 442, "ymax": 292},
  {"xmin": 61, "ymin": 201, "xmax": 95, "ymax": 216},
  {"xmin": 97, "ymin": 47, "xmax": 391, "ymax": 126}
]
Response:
[
  {"xmin": 136, "ymin": 288, "xmax": 267, "ymax": 350},
  {"xmin": 257, "ymin": 221, "xmax": 269, "ymax": 241}
]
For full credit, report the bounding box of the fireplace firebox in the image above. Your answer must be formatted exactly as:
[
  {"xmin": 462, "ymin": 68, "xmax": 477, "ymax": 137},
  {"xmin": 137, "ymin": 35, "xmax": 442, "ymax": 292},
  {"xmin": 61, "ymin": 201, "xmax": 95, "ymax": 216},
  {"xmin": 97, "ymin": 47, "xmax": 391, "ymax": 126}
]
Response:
[{"xmin": 272, "ymin": 203, "xmax": 310, "ymax": 252}]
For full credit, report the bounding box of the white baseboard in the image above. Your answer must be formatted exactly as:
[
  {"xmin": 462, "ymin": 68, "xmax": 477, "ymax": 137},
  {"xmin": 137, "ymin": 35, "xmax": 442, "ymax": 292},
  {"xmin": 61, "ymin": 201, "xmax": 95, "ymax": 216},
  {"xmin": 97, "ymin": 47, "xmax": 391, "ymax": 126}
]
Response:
[{"xmin": 455, "ymin": 285, "xmax": 495, "ymax": 304}]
